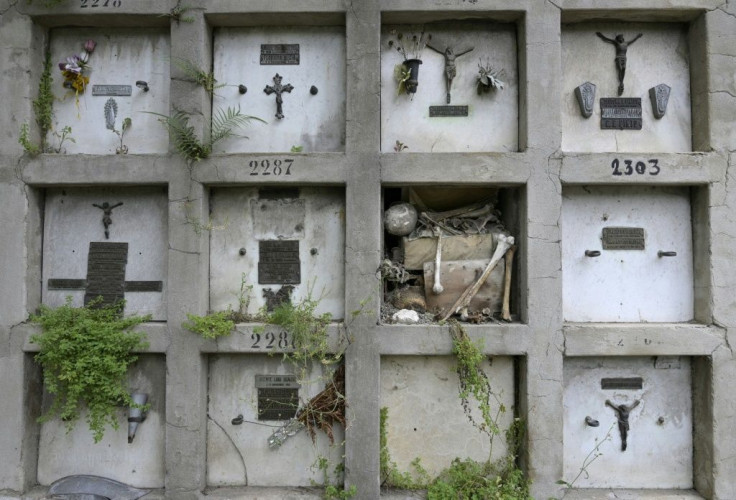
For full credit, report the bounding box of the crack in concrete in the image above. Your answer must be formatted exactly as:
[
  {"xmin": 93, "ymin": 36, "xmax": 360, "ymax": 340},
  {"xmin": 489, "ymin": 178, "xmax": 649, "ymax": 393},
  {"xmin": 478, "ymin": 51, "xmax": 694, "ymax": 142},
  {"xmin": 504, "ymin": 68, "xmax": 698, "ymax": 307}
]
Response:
[
  {"xmin": 169, "ymin": 245, "xmax": 200, "ymax": 256},
  {"xmin": 710, "ymin": 89, "xmax": 736, "ymax": 99},
  {"xmin": 207, "ymin": 413, "xmax": 248, "ymax": 485}
]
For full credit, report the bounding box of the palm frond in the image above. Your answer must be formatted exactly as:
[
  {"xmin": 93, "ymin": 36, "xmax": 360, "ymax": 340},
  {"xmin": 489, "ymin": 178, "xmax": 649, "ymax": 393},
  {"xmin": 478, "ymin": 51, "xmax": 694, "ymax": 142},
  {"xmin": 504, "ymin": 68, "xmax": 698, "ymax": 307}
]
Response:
[
  {"xmin": 147, "ymin": 110, "xmax": 209, "ymax": 161},
  {"xmin": 209, "ymin": 106, "xmax": 265, "ymax": 146}
]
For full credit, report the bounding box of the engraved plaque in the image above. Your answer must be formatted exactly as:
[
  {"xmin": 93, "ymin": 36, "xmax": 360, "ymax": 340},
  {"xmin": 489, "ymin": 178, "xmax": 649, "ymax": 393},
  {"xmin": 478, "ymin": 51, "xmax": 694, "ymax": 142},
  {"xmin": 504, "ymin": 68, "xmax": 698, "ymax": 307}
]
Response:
[
  {"xmin": 601, "ymin": 377, "xmax": 643, "ymax": 390},
  {"xmin": 84, "ymin": 242, "xmax": 128, "ymax": 306},
  {"xmin": 92, "ymin": 85, "xmax": 133, "ymax": 97},
  {"xmin": 600, "ymin": 97, "xmax": 642, "ymax": 130},
  {"xmin": 258, "ymin": 240, "xmax": 301, "ymax": 284},
  {"xmin": 125, "ymin": 281, "xmax": 163, "ymax": 292},
  {"xmin": 429, "ymin": 105, "xmax": 469, "ymax": 117},
  {"xmin": 602, "ymin": 227, "xmax": 645, "ymax": 250},
  {"xmin": 260, "ymin": 44, "xmax": 300, "ymax": 65},
  {"xmin": 256, "ymin": 374, "xmax": 299, "ymax": 421},
  {"xmin": 47, "ymin": 279, "xmax": 86, "ymax": 290}
]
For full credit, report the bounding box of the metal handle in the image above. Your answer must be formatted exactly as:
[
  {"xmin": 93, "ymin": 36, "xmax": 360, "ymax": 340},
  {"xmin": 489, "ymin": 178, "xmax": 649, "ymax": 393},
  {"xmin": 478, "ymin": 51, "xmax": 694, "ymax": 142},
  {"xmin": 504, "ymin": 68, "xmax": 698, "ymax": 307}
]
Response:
[
  {"xmin": 658, "ymin": 251, "xmax": 677, "ymax": 257},
  {"xmin": 585, "ymin": 416, "xmax": 600, "ymax": 427},
  {"xmin": 231, "ymin": 414, "xmax": 243, "ymax": 425},
  {"xmin": 585, "ymin": 250, "xmax": 601, "ymax": 257},
  {"xmin": 135, "ymin": 80, "xmax": 149, "ymax": 92},
  {"xmin": 238, "ymin": 84, "xmax": 247, "ymax": 94},
  {"xmin": 310, "ymin": 85, "xmax": 318, "ymax": 95}
]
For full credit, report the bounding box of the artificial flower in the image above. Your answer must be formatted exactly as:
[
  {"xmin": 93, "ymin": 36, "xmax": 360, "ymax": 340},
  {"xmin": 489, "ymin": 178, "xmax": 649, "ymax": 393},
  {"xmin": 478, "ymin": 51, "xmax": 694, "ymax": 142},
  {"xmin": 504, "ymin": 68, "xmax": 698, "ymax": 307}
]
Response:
[{"xmin": 83, "ymin": 39, "xmax": 96, "ymax": 54}]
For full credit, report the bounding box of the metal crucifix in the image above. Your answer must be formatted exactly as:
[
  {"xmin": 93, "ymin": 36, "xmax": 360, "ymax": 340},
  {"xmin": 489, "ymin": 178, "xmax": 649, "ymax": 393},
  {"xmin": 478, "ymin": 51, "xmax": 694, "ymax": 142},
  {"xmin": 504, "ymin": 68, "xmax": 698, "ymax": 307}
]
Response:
[
  {"xmin": 263, "ymin": 73, "xmax": 294, "ymax": 120},
  {"xmin": 426, "ymin": 40, "xmax": 474, "ymax": 104},
  {"xmin": 606, "ymin": 399, "xmax": 640, "ymax": 451}
]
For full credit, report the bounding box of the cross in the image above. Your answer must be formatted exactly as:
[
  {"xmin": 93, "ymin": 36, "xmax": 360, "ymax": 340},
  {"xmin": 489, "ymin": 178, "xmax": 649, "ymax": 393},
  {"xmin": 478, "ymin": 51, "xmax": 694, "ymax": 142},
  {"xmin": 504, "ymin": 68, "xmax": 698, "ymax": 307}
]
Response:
[
  {"xmin": 263, "ymin": 73, "xmax": 294, "ymax": 120},
  {"xmin": 47, "ymin": 241, "xmax": 163, "ymax": 309},
  {"xmin": 92, "ymin": 201, "xmax": 123, "ymax": 239}
]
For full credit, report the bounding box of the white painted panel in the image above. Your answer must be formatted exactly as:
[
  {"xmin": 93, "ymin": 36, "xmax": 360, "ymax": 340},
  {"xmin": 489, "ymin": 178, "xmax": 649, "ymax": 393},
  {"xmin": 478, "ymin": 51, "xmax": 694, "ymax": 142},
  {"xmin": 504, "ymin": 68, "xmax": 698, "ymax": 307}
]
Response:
[
  {"xmin": 42, "ymin": 187, "xmax": 168, "ymax": 320},
  {"xmin": 209, "ymin": 188, "xmax": 345, "ymax": 319},
  {"xmin": 380, "ymin": 356, "xmax": 515, "ymax": 478},
  {"xmin": 562, "ymin": 23, "xmax": 691, "ymax": 152},
  {"xmin": 37, "ymin": 355, "xmax": 166, "ymax": 488},
  {"xmin": 380, "ymin": 23, "xmax": 518, "ymax": 153},
  {"xmin": 213, "ymin": 27, "xmax": 346, "ymax": 153},
  {"xmin": 207, "ymin": 355, "xmax": 344, "ymax": 487},
  {"xmin": 48, "ymin": 28, "xmax": 170, "ymax": 155},
  {"xmin": 563, "ymin": 357, "xmax": 692, "ymax": 489},
  {"xmin": 562, "ymin": 186, "xmax": 693, "ymax": 322}
]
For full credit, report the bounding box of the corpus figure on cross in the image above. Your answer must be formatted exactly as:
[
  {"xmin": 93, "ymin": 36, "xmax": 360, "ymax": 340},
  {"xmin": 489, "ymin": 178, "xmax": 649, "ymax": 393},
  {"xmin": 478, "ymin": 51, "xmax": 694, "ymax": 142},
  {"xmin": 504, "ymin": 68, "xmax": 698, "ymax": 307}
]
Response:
[{"xmin": 596, "ymin": 32, "xmax": 643, "ymax": 96}]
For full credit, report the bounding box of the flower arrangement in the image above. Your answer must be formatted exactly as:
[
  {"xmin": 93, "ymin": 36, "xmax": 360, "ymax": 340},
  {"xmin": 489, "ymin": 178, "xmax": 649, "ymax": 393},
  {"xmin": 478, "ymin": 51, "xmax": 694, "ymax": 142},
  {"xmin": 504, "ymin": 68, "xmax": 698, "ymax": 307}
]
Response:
[
  {"xmin": 59, "ymin": 39, "xmax": 96, "ymax": 96},
  {"xmin": 387, "ymin": 29, "xmax": 430, "ymax": 96},
  {"xmin": 476, "ymin": 59, "xmax": 505, "ymax": 94}
]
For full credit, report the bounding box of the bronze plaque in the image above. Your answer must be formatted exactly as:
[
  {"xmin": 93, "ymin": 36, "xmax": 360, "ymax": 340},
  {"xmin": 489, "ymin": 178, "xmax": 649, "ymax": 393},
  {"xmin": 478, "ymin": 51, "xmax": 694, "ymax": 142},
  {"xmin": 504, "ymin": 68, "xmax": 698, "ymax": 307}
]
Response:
[
  {"xmin": 429, "ymin": 105, "xmax": 469, "ymax": 117},
  {"xmin": 600, "ymin": 97, "xmax": 642, "ymax": 130},
  {"xmin": 84, "ymin": 242, "xmax": 128, "ymax": 306},
  {"xmin": 260, "ymin": 44, "xmax": 300, "ymax": 65},
  {"xmin": 125, "ymin": 281, "xmax": 163, "ymax": 292},
  {"xmin": 256, "ymin": 374, "xmax": 299, "ymax": 421},
  {"xmin": 48, "ymin": 279, "xmax": 86, "ymax": 290},
  {"xmin": 601, "ymin": 377, "xmax": 643, "ymax": 390},
  {"xmin": 258, "ymin": 240, "xmax": 301, "ymax": 284},
  {"xmin": 92, "ymin": 84, "xmax": 132, "ymax": 96},
  {"xmin": 602, "ymin": 227, "xmax": 645, "ymax": 250}
]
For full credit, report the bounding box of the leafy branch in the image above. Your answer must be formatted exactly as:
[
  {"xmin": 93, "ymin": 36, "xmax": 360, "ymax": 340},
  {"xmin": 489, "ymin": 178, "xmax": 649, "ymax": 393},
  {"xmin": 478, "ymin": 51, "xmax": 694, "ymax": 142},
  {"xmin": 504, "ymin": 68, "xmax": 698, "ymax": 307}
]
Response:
[{"xmin": 171, "ymin": 57, "xmax": 223, "ymax": 97}]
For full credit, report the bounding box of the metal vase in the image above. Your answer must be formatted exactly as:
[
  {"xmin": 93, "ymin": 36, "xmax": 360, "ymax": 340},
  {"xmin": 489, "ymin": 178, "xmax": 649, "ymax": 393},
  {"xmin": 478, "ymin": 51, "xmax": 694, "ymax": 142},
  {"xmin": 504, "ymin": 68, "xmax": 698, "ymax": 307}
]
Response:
[
  {"xmin": 403, "ymin": 58, "xmax": 422, "ymax": 94},
  {"xmin": 127, "ymin": 392, "xmax": 148, "ymax": 444}
]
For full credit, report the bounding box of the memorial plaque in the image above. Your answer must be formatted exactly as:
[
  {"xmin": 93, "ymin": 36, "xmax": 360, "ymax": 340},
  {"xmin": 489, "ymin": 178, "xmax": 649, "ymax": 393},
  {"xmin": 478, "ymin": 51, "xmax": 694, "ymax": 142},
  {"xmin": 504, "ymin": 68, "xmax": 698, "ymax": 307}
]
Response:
[
  {"xmin": 602, "ymin": 227, "xmax": 645, "ymax": 250},
  {"xmin": 92, "ymin": 84, "xmax": 133, "ymax": 97},
  {"xmin": 600, "ymin": 97, "xmax": 642, "ymax": 130},
  {"xmin": 256, "ymin": 374, "xmax": 299, "ymax": 421},
  {"xmin": 601, "ymin": 377, "xmax": 643, "ymax": 390},
  {"xmin": 429, "ymin": 105, "xmax": 469, "ymax": 117},
  {"xmin": 47, "ymin": 279, "xmax": 87, "ymax": 290},
  {"xmin": 85, "ymin": 242, "xmax": 128, "ymax": 306},
  {"xmin": 258, "ymin": 240, "xmax": 301, "ymax": 284},
  {"xmin": 125, "ymin": 281, "xmax": 164, "ymax": 292},
  {"xmin": 260, "ymin": 44, "xmax": 300, "ymax": 65}
]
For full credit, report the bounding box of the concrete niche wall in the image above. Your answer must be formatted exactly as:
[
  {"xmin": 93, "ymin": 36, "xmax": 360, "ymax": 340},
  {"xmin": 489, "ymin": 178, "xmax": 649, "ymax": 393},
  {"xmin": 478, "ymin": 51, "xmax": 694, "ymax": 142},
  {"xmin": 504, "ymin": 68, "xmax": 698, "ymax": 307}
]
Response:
[
  {"xmin": 42, "ymin": 187, "xmax": 168, "ymax": 320},
  {"xmin": 563, "ymin": 356, "xmax": 693, "ymax": 489},
  {"xmin": 562, "ymin": 185, "xmax": 694, "ymax": 322},
  {"xmin": 48, "ymin": 28, "xmax": 170, "ymax": 155},
  {"xmin": 207, "ymin": 354, "xmax": 344, "ymax": 487},
  {"xmin": 209, "ymin": 187, "xmax": 345, "ymax": 319},
  {"xmin": 381, "ymin": 22, "xmax": 518, "ymax": 153},
  {"xmin": 36, "ymin": 355, "xmax": 166, "ymax": 488},
  {"xmin": 380, "ymin": 356, "xmax": 515, "ymax": 478},
  {"xmin": 212, "ymin": 26, "xmax": 346, "ymax": 153},
  {"xmin": 562, "ymin": 23, "xmax": 692, "ymax": 152}
]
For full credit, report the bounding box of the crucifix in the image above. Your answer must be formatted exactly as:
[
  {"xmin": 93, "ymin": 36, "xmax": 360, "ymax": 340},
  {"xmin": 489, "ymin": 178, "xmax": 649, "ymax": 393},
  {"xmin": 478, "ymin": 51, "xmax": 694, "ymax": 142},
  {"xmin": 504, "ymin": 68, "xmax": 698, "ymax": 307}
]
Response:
[
  {"xmin": 606, "ymin": 399, "xmax": 640, "ymax": 451},
  {"xmin": 47, "ymin": 241, "xmax": 163, "ymax": 309},
  {"xmin": 596, "ymin": 32, "xmax": 643, "ymax": 96},
  {"xmin": 263, "ymin": 73, "xmax": 294, "ymax": 120},
  {"xmin": 92, "ymin": 201, "xmax": 124, "ymax": 239},
  {"xmin": 426, "ymin": 41, "xmax": 474, "ymax": 104}
]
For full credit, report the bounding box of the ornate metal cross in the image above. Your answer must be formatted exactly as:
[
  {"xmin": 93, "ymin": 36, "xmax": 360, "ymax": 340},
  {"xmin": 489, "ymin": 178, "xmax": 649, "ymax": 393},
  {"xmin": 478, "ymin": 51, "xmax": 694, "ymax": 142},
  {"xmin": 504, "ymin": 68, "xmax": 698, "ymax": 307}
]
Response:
[
  {"xmin": 47, "ymin": 241, "xmax": 163, "ymax": 309},
  {"xmin": 263, "ymin": 73, "xmax": 294, "ymax": 120}
]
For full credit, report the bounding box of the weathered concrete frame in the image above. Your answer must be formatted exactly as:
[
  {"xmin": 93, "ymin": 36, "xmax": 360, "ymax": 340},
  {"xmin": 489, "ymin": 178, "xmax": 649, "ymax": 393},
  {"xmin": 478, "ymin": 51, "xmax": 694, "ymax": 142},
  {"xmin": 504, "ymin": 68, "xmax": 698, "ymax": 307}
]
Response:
[{"xmin": 1, "ymin": 1, "xmax": 735, "ymax": 499}]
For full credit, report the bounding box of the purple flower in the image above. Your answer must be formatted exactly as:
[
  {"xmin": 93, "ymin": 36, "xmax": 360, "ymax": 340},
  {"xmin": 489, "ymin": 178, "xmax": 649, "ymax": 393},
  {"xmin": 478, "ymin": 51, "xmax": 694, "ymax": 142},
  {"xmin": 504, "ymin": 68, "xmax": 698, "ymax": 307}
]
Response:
[
  {"xmin": 64, "ymin": 55, "xmax": 82, "ymax": 74},
  {"xmin": 58, "ymin": 62, "xmax": 67, "ymax": 71},
  {"xmin": 83, "ymin": 39, "xmax": 96, "ymax": 54}
]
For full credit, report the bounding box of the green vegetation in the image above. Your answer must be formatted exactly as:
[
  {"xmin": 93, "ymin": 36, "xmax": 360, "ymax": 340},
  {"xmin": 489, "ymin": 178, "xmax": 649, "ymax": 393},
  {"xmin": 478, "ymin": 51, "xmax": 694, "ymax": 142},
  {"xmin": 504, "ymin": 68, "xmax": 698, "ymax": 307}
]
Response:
[
  {"xmin": 313, "ymin": 455, "xmax": 357, "ymax": 499},
  {"xmin": 19, "ymin": 123, "xmax": 40, "ymax": 155},
  {"xmin": 171, "ymin": 57, "xmax": 223, "ymax": 97},
  {"xmin": 380, "ymin": 407, "xmax": 431, "ymax": 489},
  {"xmin": 20, "ymin": 52, "xmax": 55, "ymax": 155},
  {"xmin": 182, "ymin": 310, "xmax": 234, "ymax": 339},
  {"xmin": 31, "ymin": 298, "xmax": 150, "ymax": 443}
]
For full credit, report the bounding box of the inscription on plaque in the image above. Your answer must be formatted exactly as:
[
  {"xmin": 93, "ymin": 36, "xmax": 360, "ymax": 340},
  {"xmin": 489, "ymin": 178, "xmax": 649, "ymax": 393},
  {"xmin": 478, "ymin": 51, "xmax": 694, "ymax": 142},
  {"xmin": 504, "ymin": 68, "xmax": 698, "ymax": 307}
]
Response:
[
  {"xmin": 602, "ymin": 227, "xmax": 645, "ymax": 250},
  {"xmin": 92, "ymin": 85, "xmax": 132, "ymax": 97},
  {"xmin": 600, "ymin": 97, "xmax": 642, "ymax": 130},
  {"xmin": 256, "ymin": 374, "xmax": 299, "ymax": 421},
  {"xmin": 258, "ymin": 240, "xmax": 301, "ymax": 284},
  {"xmin": 429, "ymin": 105, "xmax": 469, "ymax": 117},
  {"xmin": 48, "ymin": 279, "xmax": 87, "ymax": 289},
  {"xmin": 260, "ymin": 44, "xmax": 300, "ymax": 65},
  {"xmin": 601, "ymin": 377, "xmax": 643, "ymax": 390}
]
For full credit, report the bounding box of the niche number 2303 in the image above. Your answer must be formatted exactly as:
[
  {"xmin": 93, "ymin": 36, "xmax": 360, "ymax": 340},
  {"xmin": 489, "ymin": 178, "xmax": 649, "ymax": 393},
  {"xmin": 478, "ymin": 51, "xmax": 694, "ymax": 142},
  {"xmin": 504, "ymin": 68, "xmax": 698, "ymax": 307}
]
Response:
[{"xmin": 611, "ymin": 158, "xmax": 660, "ymax": 176}]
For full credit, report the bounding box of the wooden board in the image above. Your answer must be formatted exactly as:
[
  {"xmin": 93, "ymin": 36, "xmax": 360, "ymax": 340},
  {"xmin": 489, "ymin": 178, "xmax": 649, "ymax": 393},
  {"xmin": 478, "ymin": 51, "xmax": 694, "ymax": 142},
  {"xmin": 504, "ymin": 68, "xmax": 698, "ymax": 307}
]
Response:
[
  {"xmin": 423, "ymin": 259, "xmax": 505, "ymax": 314},
  {"xmin": 402, "ymin": 234, "xmax": 496, "ymax": 270}
]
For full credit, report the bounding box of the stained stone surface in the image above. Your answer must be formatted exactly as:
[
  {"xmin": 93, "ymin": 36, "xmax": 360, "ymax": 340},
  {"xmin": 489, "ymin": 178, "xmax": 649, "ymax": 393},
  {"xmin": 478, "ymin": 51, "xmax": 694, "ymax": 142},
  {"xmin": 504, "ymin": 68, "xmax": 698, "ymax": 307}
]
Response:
[
  {"xmin": 563, "ymin": 357, "xmax": 693, "ymax": 489},
  {"xmin": 42, "ymin": 187, "xmax": 168, "ymax": 320},
  {"xmin": 209, "ymin": 187, "xmax": 345, "ymax": 319},
  {"xmin": 48, "ymin": 28, "xmax": 170, "ymax": 155},
  {"xmin": 213, "ymin": 26, "xmax": 346, "ymax": 153},
  {"xmin": 381, "ymin": 23, "xmax": 518, "ymax": 153},
  {"xmin": 380, "ymin": 356, "xmax": 515, "ymax": 478},
  {"xmin": 37, "ymin": 356, "xmax": 166, "ymax": 488},
  {"xmin": 206, "ymin": 355, "xmax": 344, "ymax": 487},
  {"xmin": 562, "ymin": 23, "xmax": 692, "ymax": 152}
]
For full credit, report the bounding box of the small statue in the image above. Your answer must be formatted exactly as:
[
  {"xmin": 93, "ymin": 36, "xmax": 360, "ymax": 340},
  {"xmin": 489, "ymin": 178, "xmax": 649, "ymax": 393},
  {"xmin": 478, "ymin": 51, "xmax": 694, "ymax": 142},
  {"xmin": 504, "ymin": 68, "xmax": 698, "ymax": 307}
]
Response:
[
  {"xmin": 427, "ymin": 41, "xmax": 474, "ymax": 103},
  {"xmin": 596, "ymin": 32, "xmax": 643, "ymax": 96},
  {"xmin": 606, "ymin": 399, "xmax": 640, "ymax": 451},
  {"xmin": 92, "ymin": 201, "xmax": 124, "ymax": 239}
]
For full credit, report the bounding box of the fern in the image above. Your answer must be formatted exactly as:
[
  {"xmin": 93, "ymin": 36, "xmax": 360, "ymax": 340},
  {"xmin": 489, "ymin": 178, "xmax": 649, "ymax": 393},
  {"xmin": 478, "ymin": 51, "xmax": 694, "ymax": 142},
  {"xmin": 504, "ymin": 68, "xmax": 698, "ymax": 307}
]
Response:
[
  {"xmin": 210, "ymin": 106, "xmax": 261, "ymax": 144},
  {"xmin": 171, "ymin": 57, "xmax": 224, "ymax": 97}
]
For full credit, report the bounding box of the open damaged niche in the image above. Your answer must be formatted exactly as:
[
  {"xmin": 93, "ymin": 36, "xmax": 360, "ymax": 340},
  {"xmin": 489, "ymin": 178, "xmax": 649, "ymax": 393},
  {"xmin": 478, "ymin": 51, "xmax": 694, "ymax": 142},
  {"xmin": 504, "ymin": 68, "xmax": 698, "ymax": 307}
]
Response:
[{"xmin": 380, "ymin": 187, "xmax": 520, "ymax": 324}]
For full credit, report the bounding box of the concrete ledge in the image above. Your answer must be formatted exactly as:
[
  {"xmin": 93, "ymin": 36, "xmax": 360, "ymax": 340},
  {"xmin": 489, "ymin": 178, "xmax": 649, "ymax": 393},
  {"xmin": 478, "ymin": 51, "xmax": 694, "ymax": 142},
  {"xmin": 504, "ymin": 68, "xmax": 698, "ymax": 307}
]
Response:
[
  {"xmin": 381, "ymin": 153, "xmax": 531, "ymax": 186},
  {"xmin": 560, "ymin": 152, "xmax": 726, "ymax": 185},
  {"xmin": 204, "ymin": 486, "xmax": 324, "ymax": 499},
  {"xmin": 193, "ymin": 153, "xmax": 349, "ymax": 185},
  {"xmin": 559, "ymin": 488, "xmax": 704, "ymax": 499},
  {"xmin": 203, "ymin": 323, "xmax": 347, "ymax": 353},
  {"xmin": 20, "ymin": 154, "xmax": 170, "ymax": 186},
  {"xmin": 564, "ymin": 323, "xmax": 726, "ymax": 356},
  {"xmin": 377, "ymin": 323, "xmax": 531, "ymax": 355},
  {"xmin": 16, "ymin": 322, "xmax": 170, "ymax": 353}
]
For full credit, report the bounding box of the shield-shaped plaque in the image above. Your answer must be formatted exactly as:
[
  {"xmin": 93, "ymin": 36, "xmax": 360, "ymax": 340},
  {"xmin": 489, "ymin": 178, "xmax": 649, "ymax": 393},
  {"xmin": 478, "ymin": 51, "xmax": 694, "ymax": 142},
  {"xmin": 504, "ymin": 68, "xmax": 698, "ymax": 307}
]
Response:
[
  {"xmin": 575, "ymin": 82, "xmax": 596, "ymax": 118},
  {"xmin": 649, "ymin": 83, "xmax": 671, "ymax": 119}
]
